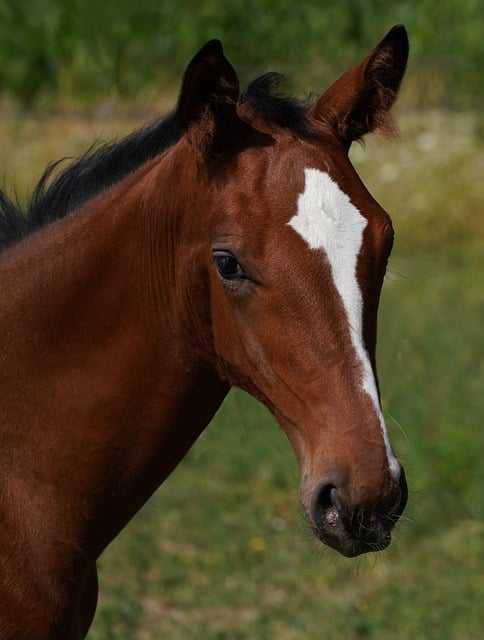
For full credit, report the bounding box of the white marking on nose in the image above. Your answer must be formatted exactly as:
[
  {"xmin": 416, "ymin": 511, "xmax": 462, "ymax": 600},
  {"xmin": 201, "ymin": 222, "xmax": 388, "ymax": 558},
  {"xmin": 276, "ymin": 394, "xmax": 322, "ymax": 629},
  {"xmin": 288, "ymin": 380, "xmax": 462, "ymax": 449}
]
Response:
[{"xmin": 288, "ymin": 168, "xmax": 400, "ymax": 477}]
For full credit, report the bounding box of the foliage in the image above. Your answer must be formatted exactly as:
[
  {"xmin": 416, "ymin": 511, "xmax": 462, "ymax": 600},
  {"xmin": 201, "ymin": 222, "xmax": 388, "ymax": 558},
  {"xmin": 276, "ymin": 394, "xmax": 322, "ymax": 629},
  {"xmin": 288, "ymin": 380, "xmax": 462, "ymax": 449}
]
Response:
[{"xmin": 0, "ymin": 0, "xmax": 482, "ymax": 107}]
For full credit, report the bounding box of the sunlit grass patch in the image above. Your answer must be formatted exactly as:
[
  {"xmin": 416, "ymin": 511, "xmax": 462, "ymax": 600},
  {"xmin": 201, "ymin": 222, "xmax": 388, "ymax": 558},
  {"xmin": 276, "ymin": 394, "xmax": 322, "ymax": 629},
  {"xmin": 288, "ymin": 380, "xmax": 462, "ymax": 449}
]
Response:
[{"xmin": 351, "ymin": 110, "xmax": 484, "ymax": 251}]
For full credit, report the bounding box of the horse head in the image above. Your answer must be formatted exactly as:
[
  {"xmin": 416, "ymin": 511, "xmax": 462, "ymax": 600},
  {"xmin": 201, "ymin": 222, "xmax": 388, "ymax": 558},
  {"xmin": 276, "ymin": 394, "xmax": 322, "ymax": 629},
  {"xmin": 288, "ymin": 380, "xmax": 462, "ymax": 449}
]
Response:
[{"xmin": 175, "ymin": 27, "xmax": 409, "ymax": 557}]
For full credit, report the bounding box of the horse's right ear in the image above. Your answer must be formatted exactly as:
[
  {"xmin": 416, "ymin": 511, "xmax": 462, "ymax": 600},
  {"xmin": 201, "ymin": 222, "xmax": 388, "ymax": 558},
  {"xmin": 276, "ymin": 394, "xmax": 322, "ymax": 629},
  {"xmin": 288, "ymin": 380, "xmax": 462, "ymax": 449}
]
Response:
[
  {"xmin": 176, "ymin": 40, "xmax": 240, "ymax": 153},
  {"xmin": 312, "ymin": 25, "xmax": 409, "ymax": 148}
]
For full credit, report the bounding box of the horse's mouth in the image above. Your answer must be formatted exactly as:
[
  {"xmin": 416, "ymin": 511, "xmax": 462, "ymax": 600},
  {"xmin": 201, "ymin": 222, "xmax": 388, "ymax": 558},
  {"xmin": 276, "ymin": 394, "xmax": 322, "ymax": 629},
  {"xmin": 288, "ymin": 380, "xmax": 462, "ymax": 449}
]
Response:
[{"xmin": 311, "ymin": 508, "xmax": 394, "ymax": 557}]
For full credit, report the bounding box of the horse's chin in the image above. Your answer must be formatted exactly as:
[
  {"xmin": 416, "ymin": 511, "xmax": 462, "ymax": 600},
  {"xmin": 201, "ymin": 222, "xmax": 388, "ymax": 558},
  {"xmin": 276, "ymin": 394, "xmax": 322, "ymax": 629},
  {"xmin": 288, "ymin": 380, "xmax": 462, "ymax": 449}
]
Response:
[{"xmin": 316, "ymin": 529, "xmax": 392, "ymax": 558}]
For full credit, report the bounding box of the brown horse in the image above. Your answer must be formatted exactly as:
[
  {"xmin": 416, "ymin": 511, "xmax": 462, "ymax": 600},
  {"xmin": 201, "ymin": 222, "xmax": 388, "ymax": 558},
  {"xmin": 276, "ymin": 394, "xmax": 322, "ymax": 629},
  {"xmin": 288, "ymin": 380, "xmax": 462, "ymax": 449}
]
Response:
[{"xmin": 0, "ymin": 26, "xmax": 409, "ymax": 639}]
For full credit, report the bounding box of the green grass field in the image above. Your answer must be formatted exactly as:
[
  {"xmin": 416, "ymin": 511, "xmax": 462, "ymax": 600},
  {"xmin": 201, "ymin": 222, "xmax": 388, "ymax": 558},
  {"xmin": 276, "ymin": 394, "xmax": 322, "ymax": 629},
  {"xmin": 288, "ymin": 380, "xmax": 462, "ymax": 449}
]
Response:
[{"xmin": 0, "ymin": 107, "xmax": 483, "ymax": 638}]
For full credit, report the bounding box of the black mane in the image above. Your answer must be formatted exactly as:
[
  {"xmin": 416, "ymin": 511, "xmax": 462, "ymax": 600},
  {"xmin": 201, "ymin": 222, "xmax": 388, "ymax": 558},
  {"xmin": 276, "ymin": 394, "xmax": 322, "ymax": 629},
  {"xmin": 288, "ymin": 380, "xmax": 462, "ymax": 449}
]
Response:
[
  {"xmin": 0, "ymin": 74, "xmax": 314, "ymax": 253},
  {"xmin": 0, "ymin": 111, "xmax": 181, "ymax": 252}
]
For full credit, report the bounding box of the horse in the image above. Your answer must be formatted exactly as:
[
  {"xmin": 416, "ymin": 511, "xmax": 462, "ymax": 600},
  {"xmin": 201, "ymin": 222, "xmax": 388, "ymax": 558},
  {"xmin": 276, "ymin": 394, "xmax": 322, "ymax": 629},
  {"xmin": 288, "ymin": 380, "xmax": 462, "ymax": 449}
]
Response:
[{"xmin": 0, "ymin": 25, "xmax": 409, "ymax": 639}]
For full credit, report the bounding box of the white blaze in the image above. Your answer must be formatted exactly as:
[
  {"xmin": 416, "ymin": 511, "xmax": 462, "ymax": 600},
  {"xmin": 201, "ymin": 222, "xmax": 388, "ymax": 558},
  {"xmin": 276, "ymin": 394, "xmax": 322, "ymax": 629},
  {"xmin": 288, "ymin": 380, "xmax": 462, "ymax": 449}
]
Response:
[{"xmin": 288, "ymin": 168, "xmax": 399, "ymax": 477}]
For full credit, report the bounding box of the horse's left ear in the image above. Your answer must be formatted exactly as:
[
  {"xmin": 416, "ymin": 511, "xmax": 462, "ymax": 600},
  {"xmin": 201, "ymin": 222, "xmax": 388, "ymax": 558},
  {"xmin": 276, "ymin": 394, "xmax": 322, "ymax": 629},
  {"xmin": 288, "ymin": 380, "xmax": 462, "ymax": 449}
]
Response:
[
  {"xmin": 313, "ymin": 25, "xmax": 409, "ymax": 148},
  {"xmin": 176, "ymin": 40, "xmax": 240, "ymax": 153}
]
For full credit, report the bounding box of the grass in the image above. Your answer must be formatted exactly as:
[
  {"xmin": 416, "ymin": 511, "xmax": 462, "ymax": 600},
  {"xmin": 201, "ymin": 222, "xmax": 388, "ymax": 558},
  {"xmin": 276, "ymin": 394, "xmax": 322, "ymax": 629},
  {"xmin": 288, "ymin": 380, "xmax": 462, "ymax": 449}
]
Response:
[{"xmin": 0, "ymin": 106, "xmax": 483, "ymax": 638}]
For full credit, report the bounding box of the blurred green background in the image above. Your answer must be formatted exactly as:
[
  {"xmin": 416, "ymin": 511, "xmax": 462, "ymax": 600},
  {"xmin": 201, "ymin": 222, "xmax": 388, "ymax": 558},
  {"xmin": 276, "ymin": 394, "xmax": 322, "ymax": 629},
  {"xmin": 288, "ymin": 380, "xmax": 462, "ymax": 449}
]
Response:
[
  {"xmin": 0, "ymin": 0, "xmax": 482, "ymax": 107},
  {"xmin": 0, "ymin": 1, "xmax": 483, "ymax": 638}
]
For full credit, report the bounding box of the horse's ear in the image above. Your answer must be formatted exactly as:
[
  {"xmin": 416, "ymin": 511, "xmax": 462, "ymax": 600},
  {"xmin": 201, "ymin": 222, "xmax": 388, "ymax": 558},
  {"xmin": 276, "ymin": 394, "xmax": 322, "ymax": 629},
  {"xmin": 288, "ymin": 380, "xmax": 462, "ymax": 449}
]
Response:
[
  {"xmin": 176, "ymin": 40, "xmax": 240, "ymax": 153},
  {"xmin": 313, "ymin": 25, "xmax": 409, "ymax": 148}
]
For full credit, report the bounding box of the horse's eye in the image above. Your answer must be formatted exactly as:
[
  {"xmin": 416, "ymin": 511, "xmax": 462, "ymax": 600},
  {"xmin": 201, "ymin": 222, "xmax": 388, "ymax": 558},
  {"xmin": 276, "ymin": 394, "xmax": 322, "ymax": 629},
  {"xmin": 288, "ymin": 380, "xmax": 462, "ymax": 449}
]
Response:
[{"xmin": 213, "ymin": 250, "xmax": 248, "ymax": 281}]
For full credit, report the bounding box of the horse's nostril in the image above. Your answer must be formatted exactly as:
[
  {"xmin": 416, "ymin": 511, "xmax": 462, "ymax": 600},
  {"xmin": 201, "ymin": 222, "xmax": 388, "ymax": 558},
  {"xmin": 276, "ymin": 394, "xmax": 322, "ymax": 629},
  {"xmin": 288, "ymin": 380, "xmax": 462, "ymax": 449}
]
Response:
[
  {"xmin": 312, "ymin": 481, "xmax": 344, "ymax": 528},
  {"xmin": 318, "ymin": 483, "xmax": 336, "ymax": 510}
]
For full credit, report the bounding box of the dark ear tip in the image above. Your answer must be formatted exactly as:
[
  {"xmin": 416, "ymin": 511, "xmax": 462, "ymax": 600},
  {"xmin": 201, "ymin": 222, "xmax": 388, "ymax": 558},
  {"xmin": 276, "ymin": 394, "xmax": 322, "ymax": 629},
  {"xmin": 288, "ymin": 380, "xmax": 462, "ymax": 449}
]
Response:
[
  {"xmin": 195, "ymin": 39, "xmax": 225, "ymax": 60},
  {"xmin": 380, "ymin": 24, "xmax": 409, "ymax": 54},
  {"xmin": 388, "ymin": 24, "xmax": 408, "ymax": 38}
]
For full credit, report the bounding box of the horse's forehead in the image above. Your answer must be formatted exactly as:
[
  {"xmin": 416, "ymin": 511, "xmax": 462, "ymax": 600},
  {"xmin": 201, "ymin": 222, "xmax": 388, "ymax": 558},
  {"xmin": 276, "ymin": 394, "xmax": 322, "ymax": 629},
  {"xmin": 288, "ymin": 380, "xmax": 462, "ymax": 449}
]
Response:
[
  {"xmin": 220, "ymin": 138, "xmax": 384, "ymax": 248},
  {"xmin": 287, "ymin": 167, "xmax": 368, "ymax": 323},
  {"xmin": 238, "ymin": 141, "xmax": 363, "ymax": 224},
  {"xmin": 244, "ymin": 136, "xmax": 352, "ymax": 206},
  {"xmin": 288, "ymin": 167, "xmax": 368, "ymax": 250}
]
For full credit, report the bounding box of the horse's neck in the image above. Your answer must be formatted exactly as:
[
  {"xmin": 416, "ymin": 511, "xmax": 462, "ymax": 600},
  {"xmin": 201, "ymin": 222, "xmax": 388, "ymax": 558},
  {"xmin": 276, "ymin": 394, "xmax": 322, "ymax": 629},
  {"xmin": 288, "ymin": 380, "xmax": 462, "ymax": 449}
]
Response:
[{"xmin": 0, "ymin": 157, "xmax": 227, "ymax": 556}]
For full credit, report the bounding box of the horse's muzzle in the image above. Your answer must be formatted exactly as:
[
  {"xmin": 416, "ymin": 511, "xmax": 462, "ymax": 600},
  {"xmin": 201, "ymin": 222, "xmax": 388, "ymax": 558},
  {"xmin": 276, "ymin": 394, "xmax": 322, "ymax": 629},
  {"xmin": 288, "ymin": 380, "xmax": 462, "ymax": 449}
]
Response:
[{"xmin": 309, "ymin": 467, "xmax": 408, "ymax": 557}]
